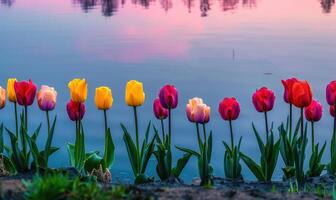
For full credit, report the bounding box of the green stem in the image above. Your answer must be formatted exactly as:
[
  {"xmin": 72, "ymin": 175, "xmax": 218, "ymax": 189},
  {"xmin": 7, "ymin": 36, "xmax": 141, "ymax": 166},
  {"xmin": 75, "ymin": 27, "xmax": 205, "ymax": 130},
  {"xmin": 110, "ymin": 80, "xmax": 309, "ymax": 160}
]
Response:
[
  {"xmin": 229, "ymin": 120, "xmax": 234, "ymax": 150},
  {"xmin": 104, "ymin": 109, "xmax": 108, "ymax": 133},
  {"xmin": 133, "ymin": 106, "xmax": 139, "ymax": 152},
  {"xmin": 289, "ymin": 104, "xmax": 293, "ymax": 140},
  {"xmin": 168, "ymin": 108, "xmax": 171, "ymax": 146},
  {"xmin": 160, "ymin": 118, "xmax": 165, "ymax": 141},
  {"xmin": 44, "ymin": 110, "xmax": 51, "ymax": 165},
  {"xmin": 14, "ymin": 102, "xmax": 18, "ymax": 138},
  {"xmin": 22, "ymin": 106, "xmax": 27, "ymax": 157},
  {"xmin": 264, "ymin": 111, "xmax": 269, "ymax": 140},
  {"xmin": 311, "ymin": 121, "xmax": 314, "ymax": 153},
  {"xmin": 196, "ymin": 123, "xmax": 201, "ymax": 151},
  {"xmin": 202, "ymin": 123, "xmax": 207, "ymax": 144},
  {"xmin": 300, "ymin": 108, "xmax": 304, "ymax": 140}
]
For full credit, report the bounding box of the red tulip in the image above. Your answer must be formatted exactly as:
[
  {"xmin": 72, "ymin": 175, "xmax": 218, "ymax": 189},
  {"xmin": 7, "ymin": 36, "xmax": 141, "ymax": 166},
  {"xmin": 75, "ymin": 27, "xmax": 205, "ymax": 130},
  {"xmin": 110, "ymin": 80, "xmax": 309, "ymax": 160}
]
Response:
[
  {"xmin": 252, "ymin": 87, "xmax": 275, "ymax": 112},
  {"xmin": 326, "ymin": 81, "xmax": 336, "ymax": 106},
  {"xmin": 159, "ymin": 85, "xmax": 178, "ymax": 109},
  {"xmin": 153, "ymin": 98, "xmax": 168, "ymax": 119},
  {"xmin": 330, "ymin": 106, "xmax": 335, "ymax": 117},
  {"xmin": 14, "ymin": 80, "xmax": 37, "ymax": 106},
  {"xmin": 304, "ymin": 99, "xmax": 323, "ymax": 122},
  {"xmin": 291, "ymin": 80, "xmax": 313, "ymax": 108},
  {"xmin": 218, "ymin": 97, "xmax": 240, "ymax": 121},
  {"xmin": 66, "ymin": 100, "xmax": 86, "ymax": 121},
  {"xmin": 281, "ymin": 78, "xmax": 298, "ymax": 104}
]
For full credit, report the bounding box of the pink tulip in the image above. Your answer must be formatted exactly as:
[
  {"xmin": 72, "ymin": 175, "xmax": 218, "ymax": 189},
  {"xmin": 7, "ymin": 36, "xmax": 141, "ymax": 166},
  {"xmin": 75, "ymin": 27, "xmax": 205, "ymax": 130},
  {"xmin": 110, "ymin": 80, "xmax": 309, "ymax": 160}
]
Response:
[
  {"xmin": 186, "ymin": 97, "xmax": 210, "ymax": 124},
  {"xmin": 304, "ymin": 99, "xmax": 323, "ymax": 122},
  {"xmin": 159, "ymin": 85, "xmax": 178, "ymax": 109},
  {"xmin": 37, "ymin": 85, "xmax": 57, "ymax": 111},
  {"xmin": 252, "ymin": 87, "xmax": 275, "ymax": 112},
  {"xmin": 218, "ymin": 97, "xmax": 240, "ymax": 121},
  {"xmin": 153, "ymin": 98, "xmax": 168, "ymax": 119}
]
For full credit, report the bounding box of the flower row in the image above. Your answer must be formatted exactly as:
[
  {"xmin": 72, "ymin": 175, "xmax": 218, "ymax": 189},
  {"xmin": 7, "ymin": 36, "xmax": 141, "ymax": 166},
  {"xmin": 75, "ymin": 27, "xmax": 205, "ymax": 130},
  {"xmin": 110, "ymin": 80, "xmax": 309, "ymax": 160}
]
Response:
[{"xmin": 0, "ymin": 78, "xmax": 336, "ymax": 186}]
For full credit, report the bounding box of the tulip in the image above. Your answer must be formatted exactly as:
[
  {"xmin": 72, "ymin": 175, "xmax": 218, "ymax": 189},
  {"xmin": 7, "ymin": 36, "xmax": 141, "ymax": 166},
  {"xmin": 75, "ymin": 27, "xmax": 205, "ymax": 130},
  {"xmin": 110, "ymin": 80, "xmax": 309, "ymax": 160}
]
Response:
[
  {"xmin": 7, "ymin": 78, "xmax": 19, "ymax": 137},
  {"xmin": 304, "ymin": 99, "xmax": 323, "ymax": 152},
  {"xmin": 291, "ymin": 80, "xmax": 313, "ymax": 140},
  {"xmin": 291, "ymin": 80, "xmax": 313, "ymax": 109},
  {"xmin": 282, "ymin": 78, "xmax": 299, "ymax": 104},
  {"xmin": 14, "ymin": 80, "xmax": 37, "ymax": 106},
  {"xmin": 66, "ymin": 100, "xmax": 86, "ymax": 121},
  {"xmin": 125, "ymin": 80, "xmax": 145, "ymax": 107},
  {"xmin": 186, "ymin": 97, "xmax": 210, "ymax": 124},
  {"xmin": 37, "ymin": 85, "xmax": 57, "ymax": 111},
  {"xmin": 326, "ymin": 81, "xmax": 336, "ymax": 106},
  {"xmin": 252, "ymin": 87, "xmax": 275, "ymax": 138},
  {"xmin": 159, "ymin": 85, "xmax": 178, "ymax": 142},
  {"xmin": 95, "ymin": 86, "xmax": 113, "ymax": 134},
  {"xmin": 218, "ymin": 97, "xmax": 240, "ymax": 150},
  {"xmin": 7, "ymin": 78, "xmax": 17, "ymax": 103},
  {"xmin": 305, "ymin": 99, "xmax": 322, "ymax": 122},
  {"xmin": 125, "ymin": 80, "xmax": 145, "ymax": 151},
  {"xmin": 218, "ymin": 97, "xmax": 240, "ymax": 121},
  {"xmin": 95, "ymin": 86, "xmax": 113, "ymax": 110},
  {"xmin": 68, "ymin": 78, "xmax": 88, "ymax": 103},
  {"xmin": 330, "ymin": 106, "xmax": 335, "ymax": 117},
  {"xmin": 281, "ymin": 78, "xmax": 299, "ymax": 140},
  {"xmin": 153, "ymin": 98, "xmax": 168, "ymax": 120},
  {"xmin": 0, "ymin": 87, "xmax": 6, "ymax": 109},
  {"xmin": 159, "ymin": 85, "xmax": 178, "ymax": 109},
  {"xmin": 153, "ymin": 98, "xmax": 168, "ymax": 139},
  {"xmin": 252, "ymin": 87, "xmax": 275, "ymax": 113}
]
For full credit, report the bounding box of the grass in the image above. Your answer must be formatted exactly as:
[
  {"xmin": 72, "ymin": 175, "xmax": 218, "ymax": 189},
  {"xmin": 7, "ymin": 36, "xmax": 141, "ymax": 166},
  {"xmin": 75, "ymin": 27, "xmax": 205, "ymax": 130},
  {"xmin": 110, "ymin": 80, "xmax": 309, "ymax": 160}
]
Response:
[{"xmin": 22, "ymin": 173, "xmax": 133, "ymax": 200}]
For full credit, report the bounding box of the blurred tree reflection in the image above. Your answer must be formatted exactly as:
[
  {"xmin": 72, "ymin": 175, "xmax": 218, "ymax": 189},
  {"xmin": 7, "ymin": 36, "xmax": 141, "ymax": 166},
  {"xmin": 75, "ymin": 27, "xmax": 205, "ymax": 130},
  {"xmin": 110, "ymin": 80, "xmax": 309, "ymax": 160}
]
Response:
[{"xmin": 320, "ymin": 0, "xmax": 335, "ymax": 13}]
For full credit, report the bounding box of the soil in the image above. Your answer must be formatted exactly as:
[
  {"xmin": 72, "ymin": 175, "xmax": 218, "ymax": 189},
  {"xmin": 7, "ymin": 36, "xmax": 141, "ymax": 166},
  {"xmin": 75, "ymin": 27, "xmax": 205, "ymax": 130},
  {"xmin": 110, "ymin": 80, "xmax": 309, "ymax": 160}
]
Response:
[{"xmin": 0, "ymin": 170, "xmax": 334, "ymax": 200}]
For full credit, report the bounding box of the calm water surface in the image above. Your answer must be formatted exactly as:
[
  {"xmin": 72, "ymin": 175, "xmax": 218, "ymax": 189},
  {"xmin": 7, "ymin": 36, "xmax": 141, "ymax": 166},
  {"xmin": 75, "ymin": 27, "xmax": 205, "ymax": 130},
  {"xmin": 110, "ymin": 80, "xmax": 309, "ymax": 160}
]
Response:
[{"xmin": 0, "ymin": 0, "xmax": 336, "ymax": 182}]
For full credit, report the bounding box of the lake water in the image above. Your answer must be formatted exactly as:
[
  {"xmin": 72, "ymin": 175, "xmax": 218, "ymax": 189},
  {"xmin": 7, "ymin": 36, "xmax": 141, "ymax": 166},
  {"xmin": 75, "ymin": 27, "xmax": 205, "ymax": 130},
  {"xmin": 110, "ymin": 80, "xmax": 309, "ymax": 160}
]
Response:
[{"xmin": 0, "ymin": 0, "xmax": 336, "ymax": 182}]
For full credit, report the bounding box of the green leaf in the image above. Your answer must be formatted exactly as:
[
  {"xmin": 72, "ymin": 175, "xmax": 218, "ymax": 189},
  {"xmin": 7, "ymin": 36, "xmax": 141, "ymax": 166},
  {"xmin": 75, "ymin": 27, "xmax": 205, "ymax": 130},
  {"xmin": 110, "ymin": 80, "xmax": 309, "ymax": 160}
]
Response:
[
  {"xmin": 121, "ymin": 123, "xmax": 139, "ymax": 176},
  {"xmin": 84, "ymin": 152, "xmax": 105, "ymax": 173},
  {"xmin": 141, "ymin": 134, "xmax": 156, "ymax": 174},
  {"xmin": 1, "ymin": 155, "xmax": 16, "ymax": 174},
  {"xmin": 172, "ymin": 153, "xmax": 192, "ymax": 178},
  {"xmin": 207, "ymin": 132, "xmax": 212, "ymax": 164},
  {"xmin": 0, "ymin": 123, "xmax": 3, "ymax": 154},
  {"xmin": 252, "ymin": 123, "xmax": 265, "ymax": 155},
  {"xmin": 67, "ymin": 143, "xmax": 75, "ymax": 167},
  {"xmin": 103, "ymin": 128, "xmax": 115, "ymax": 169},
  {"xmin": 175, "ymin": 146, "xmax": 200, "ymax": 158},
  {"xmin": 44, "ymin": 116, "xmax": 57, "ymax": 164},
  {"xmin": 240, "ymin": 152, "xmax": 265, "ymax": 181}
]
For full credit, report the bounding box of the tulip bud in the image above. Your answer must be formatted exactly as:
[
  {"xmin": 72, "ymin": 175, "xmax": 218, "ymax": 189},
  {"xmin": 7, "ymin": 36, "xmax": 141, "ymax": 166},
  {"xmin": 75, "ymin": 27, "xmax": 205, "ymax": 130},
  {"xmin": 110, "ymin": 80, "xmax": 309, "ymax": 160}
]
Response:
[
  {"xmin": 252, "ymin": 87, "xmax": 275, "ymax": 112},
  {"xmin": 37, "ymin": 85, "xmax": 57, "ymax": 111},
  {"xmin": 66, "ymin": 100, "xmax": 86, "ymax": 121},
  {"xmin": 153, "ymin": 98, "xmax": 168, "ymax": 119},
  {"xmin": 159, "ymin": 85, "xmax": 178, "ymax": 109},
  {"xmin": 281, "ymin": 77, "xmax": 298, "ymax": 104},
  {"xmin": 125, "ymin": 80, "xmax": 145, "ymax": 107},
  {"xmin": 304, "ymin": 99, "xmax": 322, "ymax": 122},
  {"xmin": 14, "ymin": 80, "xmax": 37, "ymax": 106},
  {"xmin": 291, "ymin": 80, "xmax": 313, "ymax": 108},
  {"xmin": 68, "ymin": 78, "xmax": 88, "ymax": 103},
  {"xmin": 0, "ymin": 87, "xmax": 6, "ymax": 109},
  {"xmin": 218, "ymin": 97, "xmax": 240, "ymax": 121},
  {"xmin": 95, "ymin": 86, "xmax": 113, "ymax": 110},
  {"xmin": 186, "ymin": 97, "xmax": 211, "ymax": 124},
  {"xmin": 326, "ymin": 81, "xmax": 336, "ymax": 106},
  {"xmin": 7, "ymin": 78, "xmax": 17, "ymax": 103}
]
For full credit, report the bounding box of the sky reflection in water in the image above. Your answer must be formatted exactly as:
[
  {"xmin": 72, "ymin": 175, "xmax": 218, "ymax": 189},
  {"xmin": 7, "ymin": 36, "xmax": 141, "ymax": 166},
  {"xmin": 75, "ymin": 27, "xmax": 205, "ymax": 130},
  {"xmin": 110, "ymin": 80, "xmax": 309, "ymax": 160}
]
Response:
[{"xmin": 0, "ymin": 0, "xmax": 336, "ymax": 182}]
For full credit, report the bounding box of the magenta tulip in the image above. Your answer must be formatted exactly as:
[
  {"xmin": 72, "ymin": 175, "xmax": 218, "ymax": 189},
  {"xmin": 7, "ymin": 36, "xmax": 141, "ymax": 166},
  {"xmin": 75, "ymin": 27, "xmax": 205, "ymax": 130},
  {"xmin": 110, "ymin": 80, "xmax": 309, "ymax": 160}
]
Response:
[
  {"xmin": 153, "ymin": 98, "xmax": 168, "ymax": 119},
  {"xmin": 159, "ymin": 85, "xmax": 178, "ymax": 109},
  {"xmin": 304, "ymin": 99, "xmax": 323, "ymax": 122},
  {"xmin": 218, "ymin": 97, "xmax": 240, "ymax": 121}
]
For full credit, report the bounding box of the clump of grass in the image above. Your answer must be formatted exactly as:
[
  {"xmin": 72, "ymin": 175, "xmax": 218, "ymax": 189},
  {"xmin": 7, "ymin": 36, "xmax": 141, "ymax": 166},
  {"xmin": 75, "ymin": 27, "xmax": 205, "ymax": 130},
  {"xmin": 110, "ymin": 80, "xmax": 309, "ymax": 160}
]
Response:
[{"xmin": 22, "ymin": 173, "xmax": 131, "ymax": 200}]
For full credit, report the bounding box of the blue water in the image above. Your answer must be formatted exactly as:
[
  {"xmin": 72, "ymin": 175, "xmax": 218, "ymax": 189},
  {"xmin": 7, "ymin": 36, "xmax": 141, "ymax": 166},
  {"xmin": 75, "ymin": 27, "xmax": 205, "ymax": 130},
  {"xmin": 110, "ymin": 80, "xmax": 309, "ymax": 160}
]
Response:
[{"xmin": 0, "ymin": 0, "xmax": 336, "ymax": 182}]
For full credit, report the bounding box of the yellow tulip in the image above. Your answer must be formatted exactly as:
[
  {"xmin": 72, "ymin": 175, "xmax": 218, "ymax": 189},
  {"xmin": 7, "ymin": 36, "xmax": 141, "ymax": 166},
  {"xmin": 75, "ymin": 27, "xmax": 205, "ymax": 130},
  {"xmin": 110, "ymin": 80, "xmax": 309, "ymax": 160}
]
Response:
[
  {"xmin": 125, "ymin": 80, "xmax": 145, "ymax": 107},
  {"xmin": 68, "ymin": 78, "xmax": 88, "ymax": 103},
  {"xmin": 7, "ymin": 78, "xmax": 16, "ymax": 103},
  {"xmin": 95, "ymin": 86, "xmax": 113, "ymax": 110}
]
